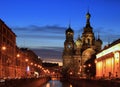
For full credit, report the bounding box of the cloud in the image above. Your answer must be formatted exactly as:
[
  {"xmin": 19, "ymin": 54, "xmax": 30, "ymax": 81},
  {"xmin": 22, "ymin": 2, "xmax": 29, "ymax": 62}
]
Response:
[
  {"xmin": 12, "ymin": 25, "xmax": 66, "ymax": 34},
  {"xmin": 12, "ymin": 25, "xmax": 66, "ymax": 41},
  {"xmin": 38, "ymin": 46, "xmax": 64, "ymax": 52},
  {"xmin": 14, "ymin": 25, "xmax": 120, "ymax": 44},
  {"xmin": 42, "ymin": 58, "xmax": 62, "ymax": 63},
  {"xmin": 17, "ymin": 34, "xmax": 65, "ymax": 40},
  {"xmin": 13, "ymin": 24, "xmax": 120, "ymax": 60},
  {"xmin": 32, "ymin": 47, "xmax": 63, "ymax": 59}
]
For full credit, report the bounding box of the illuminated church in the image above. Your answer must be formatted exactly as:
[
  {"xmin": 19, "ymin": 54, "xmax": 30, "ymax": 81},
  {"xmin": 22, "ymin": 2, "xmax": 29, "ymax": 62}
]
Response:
[{"xmin": 62, "ymin": 12, "xmax": 102, "ymax": 76}]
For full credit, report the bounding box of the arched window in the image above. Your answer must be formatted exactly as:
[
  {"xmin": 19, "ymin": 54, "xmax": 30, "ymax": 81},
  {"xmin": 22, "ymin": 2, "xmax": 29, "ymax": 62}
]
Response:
[{"xmin": 88, "ymin": 39, "xmax": 90, "ymax": 46}]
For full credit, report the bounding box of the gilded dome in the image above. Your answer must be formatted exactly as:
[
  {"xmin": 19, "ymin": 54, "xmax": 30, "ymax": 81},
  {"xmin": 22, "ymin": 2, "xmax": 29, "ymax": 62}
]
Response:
[
  {"xmin": 75, "ymin": 36, "xmax": 82, "ymax": 47},
  {"xmin": 86, "ymin": 12, "xmax": 91, "ymax": 19}
]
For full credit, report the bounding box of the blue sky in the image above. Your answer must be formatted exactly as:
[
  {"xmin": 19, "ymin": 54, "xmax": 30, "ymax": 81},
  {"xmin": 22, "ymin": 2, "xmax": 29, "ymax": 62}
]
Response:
[{"xmin": 0, "ymin": 0, "xmax": 120, "ymax": 60}]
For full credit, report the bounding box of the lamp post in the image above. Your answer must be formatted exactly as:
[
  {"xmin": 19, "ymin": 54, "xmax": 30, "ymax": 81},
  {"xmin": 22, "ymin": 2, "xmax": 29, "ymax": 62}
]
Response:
[
  {"xmin": 15, "ymin": 53, "xmax": 20, "ymax": 78},
  {"xmin": 25, "ymin": 58, "xmax": 29, "ymax": 78},
  {"xmin": 1, "ymin": 46, "xmax": 6, "ymax": 79},
  {"xmin": 1, "ymin": 46, "xmax": 11, "ymax": 79},
  {"xmin": 2, "ymin": 46, "xmax": 6, "ymax": 50},
  {"xmin": 6, "ymin": 57, "xmax": 11, "ymax": 79}
]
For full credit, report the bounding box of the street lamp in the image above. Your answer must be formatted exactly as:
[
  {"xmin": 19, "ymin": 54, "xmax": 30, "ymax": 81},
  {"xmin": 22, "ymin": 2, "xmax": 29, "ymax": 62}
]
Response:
[
  {"xmin": 88, "ymin": 64, "xmax": 91, "ymax": 67},
  {"xmin": 30, "ymin": 62, "xmax": 33, "ymax": 65},
  {"xmin": 25, "ymin": 58, "xmax": 29, "ymax": 78},
  {"xmin": 83, "ymin": 65, "xmax": 86, "ymax": 68},
  {"xmin": 15, "ymin": 53, "xmax": 20, "ymax": 78},
  {"xmin": 25, "ymin": 58, "xmax": 29, "ymax": 62},
  {"xmin": 2, "ymin": 46, "xmax": 6, "ymax": 51},
  {"xmin": 34, "ymin": 64, "xmax": 37, "ymax": 67},
  {"xmin": 1, "ymin": 46, "xmax": 11, "ymax": 79},
  {"xmin": 1, "ymin": 46, "xmax": 7, "ymax": 78},
  {"xmin": 17, "ymin": 54, "xmax": 20, "ymax": 58}
]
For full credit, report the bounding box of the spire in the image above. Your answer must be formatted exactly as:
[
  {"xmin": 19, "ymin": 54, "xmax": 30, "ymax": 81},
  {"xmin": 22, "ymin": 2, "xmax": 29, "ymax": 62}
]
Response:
[
  {"xmin": 78, "ymin": 35, "xmax": 80, "ymax": 39},
  {"xmin": 98, "ymin": 32, "xmax": 100, "ymax": 39},
  {"xmin": 86, "ymin": 11, "xmax": 91, "ymax": 28},
  {"xmin": 66, "ymin": 20, "xmax": 74, "ymax": 35},
  {"xmin": 68, "ymin": 18, "xmax": 71, "ymax": 28},
  {"xmin": 83, "ymin": 11, "xmax": 93, "ymax": 33},
  {"xmin": 97, "ymin": 32, "xmax": 102, "ymax": 44},
  {"xmin": 97, "ymin": 32, "xmax": 101, "ymax": 39}
]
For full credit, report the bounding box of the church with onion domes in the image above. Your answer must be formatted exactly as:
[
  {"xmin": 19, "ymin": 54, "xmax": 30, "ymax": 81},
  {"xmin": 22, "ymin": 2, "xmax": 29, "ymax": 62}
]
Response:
[{"xmin": 62, "ymin": 12, "xmax": 103, "ymax": 77}]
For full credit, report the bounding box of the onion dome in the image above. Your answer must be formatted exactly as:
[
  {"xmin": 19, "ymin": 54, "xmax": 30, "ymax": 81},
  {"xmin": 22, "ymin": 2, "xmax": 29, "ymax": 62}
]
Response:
[
  {"xmin": 86, "ymin": 12, "xmax": 91, "ymax": 20},
  {"xmin": 66, "ymin": 26, "xmax": 74, "ymax": 34},
  {"xmin": 96, "ymin": 34, "xmax": 103, "ymax": 44},
  {"xmin": 85, "ymin": 11, "xmax": 92, "ymax": 28},
  {"xmin": 75, "ymin": 35, "xmax": 82, "ymax": 47},
  {"xmin": 97, "ymin": 38, "xmax": 103, "ymax": 44},
  {"xmin": 83, "ymin": 11, "xmax": 93, "ymax": 33}
]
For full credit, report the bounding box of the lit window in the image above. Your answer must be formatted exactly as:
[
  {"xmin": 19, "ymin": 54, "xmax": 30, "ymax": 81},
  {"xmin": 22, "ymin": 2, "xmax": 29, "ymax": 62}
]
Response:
[{"xmin": 115, "ymin": 52, "xmax": 119, "ymax": 59}]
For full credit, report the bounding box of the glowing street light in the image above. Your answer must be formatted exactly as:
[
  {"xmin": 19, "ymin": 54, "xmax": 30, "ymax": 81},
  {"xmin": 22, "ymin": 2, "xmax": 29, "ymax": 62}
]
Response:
[
  {"xmin": 88, "ymin": 64, "xmax": 91, "ymax": 67},
  {"xmin": 70, "ymin": 72, "xmax": 73, "ymax": 75},
  {"xmin": 34, "ymin": 64, "xmax": 37, "ymax": 67},
  {"xmin": 95, "ymin": 60, "xmax": 97, "ymax": 63},
  {"xmin": 2, "ymin": 46, "xmax": 6, "ymax": 50},
  {"xmin": 83, "ymin": 65, "xmax": 86, "ymax": 68},
  {"xmin": 25, "ymin": 58, "xmax": 29, "ymax": 62},
  {"xmin": 17, "ymin": 54, "xmax": 20, "ymax": 57},
  {"xmin": 1, "ymin": 46, "xmax": 7, "ymax": 78},
  {"xmin": 30, "ymin": 62, "xmax": 33, "ymax": 65}
]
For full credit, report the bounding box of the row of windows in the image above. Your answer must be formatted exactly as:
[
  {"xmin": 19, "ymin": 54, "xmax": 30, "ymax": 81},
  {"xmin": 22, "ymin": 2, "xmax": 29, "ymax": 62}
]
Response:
[
  {"xmin": 16, "ymin": 59, "xmax": 27, "ymax": 67},
  {"xmin": 2, "ymin": 27, "xmax": 15, "ymax": 41},
  {"xmin": 1, "ymin": 54, "xmax": 26, "ymax": 67},
  {"xmin": 1, "ymin": 55, "xmax": 13, "ymax": 65},
  {"xmin": 2, "ymin": 36, "xmax": 14, "ymax": 47}
]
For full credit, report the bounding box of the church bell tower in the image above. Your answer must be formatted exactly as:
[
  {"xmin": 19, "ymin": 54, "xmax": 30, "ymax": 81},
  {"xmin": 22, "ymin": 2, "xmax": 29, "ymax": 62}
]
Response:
[
  {"xmin": 81, "ymin": 12, "xmax": 95, "ymax": 51},
  {"xmin": 63, "ymin": 25, "xmax": 74, "ymax": 70}
]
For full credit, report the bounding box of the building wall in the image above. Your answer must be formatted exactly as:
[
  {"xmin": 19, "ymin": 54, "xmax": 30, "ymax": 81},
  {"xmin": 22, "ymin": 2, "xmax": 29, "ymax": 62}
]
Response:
[
  {"xmin": 0, "ymin": 19, "xmax": 16, "ymax": 79},
  {"xmin": 96, "ymin": 42, "xmax": 120, "ymax": 78},
  {"xmin": 0, "ymin": 19, "xmax": 43, "ymax": 79}
]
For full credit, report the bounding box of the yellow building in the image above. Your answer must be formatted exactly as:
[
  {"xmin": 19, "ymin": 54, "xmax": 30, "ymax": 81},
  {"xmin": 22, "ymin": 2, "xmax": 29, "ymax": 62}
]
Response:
[{"xmin": 96, "ymin": 39, "xmax": 120, "ymax": 78}]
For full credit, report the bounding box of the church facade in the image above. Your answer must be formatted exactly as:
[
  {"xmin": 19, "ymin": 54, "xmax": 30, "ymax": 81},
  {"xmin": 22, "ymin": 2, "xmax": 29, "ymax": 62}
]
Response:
[{"xmin": 62, "ymin": 12, "xmax": 102, "ymax": 77}]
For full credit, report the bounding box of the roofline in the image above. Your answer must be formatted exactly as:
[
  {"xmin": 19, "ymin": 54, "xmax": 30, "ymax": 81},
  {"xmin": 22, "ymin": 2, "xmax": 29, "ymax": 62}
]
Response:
[{"xmin": 0, "ymin": 19, "xmax": 17, "ymax": 37}]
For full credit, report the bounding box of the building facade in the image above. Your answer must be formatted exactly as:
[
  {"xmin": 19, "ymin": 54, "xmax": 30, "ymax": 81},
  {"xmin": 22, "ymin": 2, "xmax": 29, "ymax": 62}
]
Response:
[
  {"xmin": 96, "ymin": 39, "xmax": 120, "ymax": 78},
  {"xmin": 20, "ymin": 48, "xmax": 42, "ymax": 78},
  {"xmin": 62, "ymin": 12, "xmax": 102, "ymax": 76},
  {"xmin": 0, "ymin": 19, "xmax": 16, "ymax": 79},
  {"xmin": 0, "ymin": 19, "xmax": 43, "ymax": 79}
]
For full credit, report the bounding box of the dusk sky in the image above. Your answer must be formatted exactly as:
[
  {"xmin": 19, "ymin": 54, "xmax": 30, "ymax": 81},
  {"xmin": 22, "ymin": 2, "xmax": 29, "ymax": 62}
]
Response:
[{"xmin": 0, "ymin": 0, "xmax": 120, "ymax": 63}]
